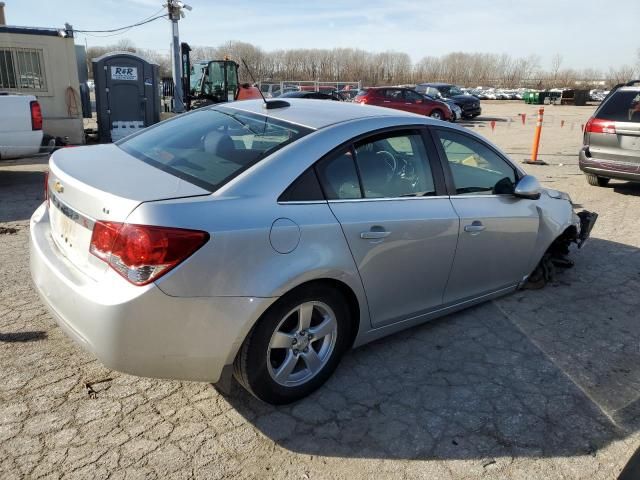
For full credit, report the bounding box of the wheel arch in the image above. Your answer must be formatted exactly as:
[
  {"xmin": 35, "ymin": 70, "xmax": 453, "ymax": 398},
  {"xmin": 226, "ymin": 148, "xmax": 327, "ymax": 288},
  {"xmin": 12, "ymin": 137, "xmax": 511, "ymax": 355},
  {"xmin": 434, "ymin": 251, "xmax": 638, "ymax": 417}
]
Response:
[{"xmin": 226, "ymin": 277, "xmax": 366, "ymax": 368}]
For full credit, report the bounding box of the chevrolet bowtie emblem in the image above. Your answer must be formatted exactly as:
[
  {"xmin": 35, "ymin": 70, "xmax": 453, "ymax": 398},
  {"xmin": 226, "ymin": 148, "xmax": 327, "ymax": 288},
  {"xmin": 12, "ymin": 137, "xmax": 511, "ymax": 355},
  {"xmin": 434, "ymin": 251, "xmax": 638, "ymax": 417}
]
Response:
[{"xmin": 53, "ymin": 181, "xmax": 64, "ymax": 193}]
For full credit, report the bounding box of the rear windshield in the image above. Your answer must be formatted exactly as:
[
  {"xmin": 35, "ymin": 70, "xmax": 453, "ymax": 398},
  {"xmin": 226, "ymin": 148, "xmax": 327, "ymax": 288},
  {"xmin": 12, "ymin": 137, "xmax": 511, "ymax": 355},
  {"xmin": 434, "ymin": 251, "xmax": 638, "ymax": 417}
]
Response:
[
  {"xmin": 597, "ymin": 90, "xmax": 640, "ymax": 123},
  {"xmin": 118, "ymin": 107, "xmax": 312, "ymax": 191},
  {"xmin": 355, "ymin": 89, "xmax": 369, "ymax": 96}
]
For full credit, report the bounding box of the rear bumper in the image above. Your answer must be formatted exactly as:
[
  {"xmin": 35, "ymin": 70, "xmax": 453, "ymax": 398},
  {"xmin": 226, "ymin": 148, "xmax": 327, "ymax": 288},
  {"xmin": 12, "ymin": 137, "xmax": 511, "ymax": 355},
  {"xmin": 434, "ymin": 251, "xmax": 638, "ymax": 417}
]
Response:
[
  {"xmin": 579, "ymin": 147, "xmax": 640, "ymax": 182},
  {"xmin": 29, "ymin": 203, "xmax": 276, "ymax": 383}
]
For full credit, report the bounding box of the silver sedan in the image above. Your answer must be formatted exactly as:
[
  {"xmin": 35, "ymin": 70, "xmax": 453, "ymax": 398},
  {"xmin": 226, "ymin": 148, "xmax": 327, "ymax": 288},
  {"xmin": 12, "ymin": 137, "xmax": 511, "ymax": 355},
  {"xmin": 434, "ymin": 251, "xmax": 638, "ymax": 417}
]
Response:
[{"xmin": 30, "ymin": 99, "xmax": 596, "ymax": 404}]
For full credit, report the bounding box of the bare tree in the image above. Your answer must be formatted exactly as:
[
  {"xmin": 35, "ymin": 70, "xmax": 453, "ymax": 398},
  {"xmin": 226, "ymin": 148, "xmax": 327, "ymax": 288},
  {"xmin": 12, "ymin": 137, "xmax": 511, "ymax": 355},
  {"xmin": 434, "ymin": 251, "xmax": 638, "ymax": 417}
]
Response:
[
  {"xmin": 550, "ymin": 53, "xmax": 563, "ymax": 81},
  {"xmin": 608, "ymin": 65, "xmax": 636, "ymax": 86}
]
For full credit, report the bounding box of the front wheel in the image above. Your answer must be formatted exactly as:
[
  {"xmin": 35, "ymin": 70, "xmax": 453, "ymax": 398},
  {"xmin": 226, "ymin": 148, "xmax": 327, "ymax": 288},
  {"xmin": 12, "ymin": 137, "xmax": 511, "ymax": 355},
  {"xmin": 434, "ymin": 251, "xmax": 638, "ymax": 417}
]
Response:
[
  {"xmin": 233, "ymin": 284, "xmax": 350, "ymax": 404},
  {"xmin": 430, "ymin": 109, "xmax": 444, "ymax": 120}
]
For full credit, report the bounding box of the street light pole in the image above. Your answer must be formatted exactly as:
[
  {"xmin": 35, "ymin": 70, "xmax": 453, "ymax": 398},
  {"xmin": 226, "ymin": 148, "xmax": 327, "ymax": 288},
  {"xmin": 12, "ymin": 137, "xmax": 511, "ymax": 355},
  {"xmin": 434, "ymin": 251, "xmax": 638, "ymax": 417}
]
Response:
[{"xmin": 166, "ymin": 0, "xmax": 191, "ymax": 113}]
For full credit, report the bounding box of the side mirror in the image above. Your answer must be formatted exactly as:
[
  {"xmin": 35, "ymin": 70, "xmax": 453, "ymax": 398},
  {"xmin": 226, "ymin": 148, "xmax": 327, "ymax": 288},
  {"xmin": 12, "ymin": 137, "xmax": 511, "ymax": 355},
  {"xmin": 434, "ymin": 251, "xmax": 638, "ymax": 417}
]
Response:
[{"xmin": 514, "ymin": 175, "xmax": 541, "ymax": 200}]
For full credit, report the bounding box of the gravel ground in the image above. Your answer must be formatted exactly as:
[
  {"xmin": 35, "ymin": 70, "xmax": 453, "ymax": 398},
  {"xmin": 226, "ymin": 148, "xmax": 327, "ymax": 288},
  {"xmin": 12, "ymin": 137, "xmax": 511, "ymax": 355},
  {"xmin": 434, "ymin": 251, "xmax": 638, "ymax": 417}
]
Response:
[{"xmin": 1, "ymin": 101, "xmax": 639, "ymax": 479}]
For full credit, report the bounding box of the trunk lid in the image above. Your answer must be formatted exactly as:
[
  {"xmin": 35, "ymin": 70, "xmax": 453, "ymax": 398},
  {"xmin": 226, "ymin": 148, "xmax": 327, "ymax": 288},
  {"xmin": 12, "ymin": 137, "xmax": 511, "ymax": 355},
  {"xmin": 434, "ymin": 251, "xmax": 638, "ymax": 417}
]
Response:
[{"xmin": 47, "ymin": 144, "xmax": 209, "ymax": 279}]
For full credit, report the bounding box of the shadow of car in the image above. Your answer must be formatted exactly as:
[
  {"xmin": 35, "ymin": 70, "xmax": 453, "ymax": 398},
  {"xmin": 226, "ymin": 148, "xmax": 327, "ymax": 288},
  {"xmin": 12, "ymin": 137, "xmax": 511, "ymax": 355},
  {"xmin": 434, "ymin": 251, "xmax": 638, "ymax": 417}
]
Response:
[{"xmin": 219, "ymin": 237, "xmax": 639, "ymax": 461}]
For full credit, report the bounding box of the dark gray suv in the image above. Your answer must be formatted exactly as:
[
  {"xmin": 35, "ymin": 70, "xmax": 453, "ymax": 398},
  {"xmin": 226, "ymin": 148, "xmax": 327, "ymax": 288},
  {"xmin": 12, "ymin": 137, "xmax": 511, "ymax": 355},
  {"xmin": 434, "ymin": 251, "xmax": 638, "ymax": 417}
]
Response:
[{"xmin": 579, "ymin": 80, "xmax": 640, "ymax": 186}]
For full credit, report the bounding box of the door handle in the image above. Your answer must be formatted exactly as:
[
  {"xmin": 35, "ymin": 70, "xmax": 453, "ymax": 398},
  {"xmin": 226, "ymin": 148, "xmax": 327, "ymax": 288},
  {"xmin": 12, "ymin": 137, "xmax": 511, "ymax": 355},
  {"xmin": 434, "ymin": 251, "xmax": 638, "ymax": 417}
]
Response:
[
  {"xmin": 360, "ymin": 230, "xmax": 391, "ymax": 240},
  {"xmin": 464, "ymin": 221, "xmax": 486, "ymax": 233},
  {"xmin": 383, "ymin": 100, "xmax": 391, "ymax": 103}
]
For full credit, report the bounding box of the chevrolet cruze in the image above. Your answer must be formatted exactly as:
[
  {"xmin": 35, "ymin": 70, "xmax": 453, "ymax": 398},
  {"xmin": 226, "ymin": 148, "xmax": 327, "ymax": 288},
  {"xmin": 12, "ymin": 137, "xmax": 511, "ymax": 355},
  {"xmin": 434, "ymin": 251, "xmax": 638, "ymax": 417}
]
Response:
[{"xmin": 30, "ymin": 99, "xmax": 596, "ymax": 404}]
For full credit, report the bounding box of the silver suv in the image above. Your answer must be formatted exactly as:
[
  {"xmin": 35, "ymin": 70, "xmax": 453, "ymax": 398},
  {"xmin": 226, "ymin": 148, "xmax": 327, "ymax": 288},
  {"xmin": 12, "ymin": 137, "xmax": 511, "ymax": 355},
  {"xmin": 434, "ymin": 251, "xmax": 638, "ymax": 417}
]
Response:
[{"xmin": 579, "ymin": 80, "xmax": 640, "ymax": 186}]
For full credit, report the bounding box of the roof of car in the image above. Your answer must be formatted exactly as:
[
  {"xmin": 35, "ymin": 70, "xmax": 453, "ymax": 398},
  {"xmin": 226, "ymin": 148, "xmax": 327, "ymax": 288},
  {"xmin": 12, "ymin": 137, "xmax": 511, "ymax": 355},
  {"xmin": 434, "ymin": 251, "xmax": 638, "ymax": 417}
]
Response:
[
  {"xmin": 363, "ymin": 86, "xmax": 410, "ymax": 90},
  {"xmin": 217, "ymin": 98, "xmax": 417, "ymax": 130}
]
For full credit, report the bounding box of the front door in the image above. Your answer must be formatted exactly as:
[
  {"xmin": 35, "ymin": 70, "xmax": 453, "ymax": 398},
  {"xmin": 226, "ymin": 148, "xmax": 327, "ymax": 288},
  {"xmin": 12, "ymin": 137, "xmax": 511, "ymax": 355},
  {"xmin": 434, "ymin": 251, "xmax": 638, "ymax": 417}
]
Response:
[
  {"xmin": 402, "ymin": 89, "xmax": 427, "ymax": 115},
  {"xmin": 380, "ymin": 88, "xmax": 407, "ymax": 113},
  {"xmin": 432, "ymin": 128, "xmax": 540, "ymax": 303},
  {"xmin": 316, "ymin": 129, "xmax": 459, "ymax": 327}
]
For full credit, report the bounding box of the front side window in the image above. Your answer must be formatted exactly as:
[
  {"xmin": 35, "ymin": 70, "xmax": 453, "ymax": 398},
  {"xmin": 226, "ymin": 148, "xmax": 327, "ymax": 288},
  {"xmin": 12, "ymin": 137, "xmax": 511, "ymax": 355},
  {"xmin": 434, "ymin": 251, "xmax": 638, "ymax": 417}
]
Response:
[
  {"xmin": 404, "ymin": 90, "xmax": 423, "ymax": 102},
  {"xmin": 436, "ymin": 129, "xmax": 516, "ymax": 195},
  {"xmin": 0, "ymin": 47, "xmax": 46, "ymax": 91},
  {"xmin": 354, "ymin": 132, "xmax": 436, "ymax": 198},
  {"xmin": 384, "ymin": 89, "xmax": 403, "ymax": 100},
  {"xmin": 119, "ymin": 107, "xmax": 311, "ymax": 192}
]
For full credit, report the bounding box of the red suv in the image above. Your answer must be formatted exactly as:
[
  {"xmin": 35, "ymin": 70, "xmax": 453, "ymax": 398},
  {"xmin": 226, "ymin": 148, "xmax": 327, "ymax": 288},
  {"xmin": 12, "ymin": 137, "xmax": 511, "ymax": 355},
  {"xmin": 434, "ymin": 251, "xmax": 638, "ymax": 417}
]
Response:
[{"xmin": 354, "ymin": 87, "xmax": 452, "ymax": 121}]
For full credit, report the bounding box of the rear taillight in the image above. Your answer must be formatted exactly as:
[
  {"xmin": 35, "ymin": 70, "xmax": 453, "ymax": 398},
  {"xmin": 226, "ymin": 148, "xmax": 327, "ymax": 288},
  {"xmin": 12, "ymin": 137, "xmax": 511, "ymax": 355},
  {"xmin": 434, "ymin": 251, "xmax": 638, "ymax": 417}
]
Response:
[
  {"xmin": 585, "ymin": 117, "xmax": 616, "ymax": 134},
  {"xmin": 90, "ymin": 222, "xmax": 209, "ymax": 286},
  {"xmin": 356, "ymin": 96, "xmax": 367, "ymax": 104},
  {"xmin": 30, "ymin": 101, "xmax": 42, "ymax": 131}
]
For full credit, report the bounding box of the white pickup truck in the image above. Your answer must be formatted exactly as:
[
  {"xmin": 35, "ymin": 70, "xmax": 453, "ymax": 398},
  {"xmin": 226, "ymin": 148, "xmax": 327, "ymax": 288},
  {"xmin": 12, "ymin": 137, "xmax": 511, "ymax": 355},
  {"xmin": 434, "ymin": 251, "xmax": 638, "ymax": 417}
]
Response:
[{"xmin": 0, "ymin": 94, "xmax": 44, "ymax": 159}]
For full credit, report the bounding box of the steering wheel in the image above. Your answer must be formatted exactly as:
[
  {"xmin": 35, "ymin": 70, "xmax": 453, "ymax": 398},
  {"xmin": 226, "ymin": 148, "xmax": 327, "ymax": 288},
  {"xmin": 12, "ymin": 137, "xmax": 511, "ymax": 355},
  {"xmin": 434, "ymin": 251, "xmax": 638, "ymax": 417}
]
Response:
[{"xmin": 375, "ymin": 150, "xmax": 397, "ymax": 181}]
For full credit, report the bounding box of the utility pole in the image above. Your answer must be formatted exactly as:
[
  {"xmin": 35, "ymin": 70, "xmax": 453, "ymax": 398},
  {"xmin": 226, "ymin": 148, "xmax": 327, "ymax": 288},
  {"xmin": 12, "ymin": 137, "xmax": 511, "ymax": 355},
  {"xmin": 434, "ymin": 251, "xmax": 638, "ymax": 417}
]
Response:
[{"xmin": 165, "ymin": 0, "xmax": 191, "ymax": 113}]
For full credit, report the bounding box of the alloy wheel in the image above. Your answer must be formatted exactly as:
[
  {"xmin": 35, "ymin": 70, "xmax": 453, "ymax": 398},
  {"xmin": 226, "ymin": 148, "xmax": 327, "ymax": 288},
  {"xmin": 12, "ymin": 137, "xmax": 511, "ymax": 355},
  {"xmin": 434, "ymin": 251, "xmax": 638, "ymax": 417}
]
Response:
[{"xmin": 266, "ymin": 301, "xmax": 338, "ymax": 387}]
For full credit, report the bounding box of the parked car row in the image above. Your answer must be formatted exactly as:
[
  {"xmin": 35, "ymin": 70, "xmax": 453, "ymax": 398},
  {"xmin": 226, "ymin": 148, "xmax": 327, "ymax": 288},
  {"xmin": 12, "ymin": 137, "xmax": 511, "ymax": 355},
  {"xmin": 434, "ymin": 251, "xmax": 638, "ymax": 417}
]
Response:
[
  {"xmin": 353, "ymin": 87, "xmax": 455, "ymax": 121},
  {"xmin": 254, "ymin": 81, "xmax": 483, "ymax": 122},
  {"xmin": 415, "ymin": 83, "xmax": 482, "ymax": 118}
]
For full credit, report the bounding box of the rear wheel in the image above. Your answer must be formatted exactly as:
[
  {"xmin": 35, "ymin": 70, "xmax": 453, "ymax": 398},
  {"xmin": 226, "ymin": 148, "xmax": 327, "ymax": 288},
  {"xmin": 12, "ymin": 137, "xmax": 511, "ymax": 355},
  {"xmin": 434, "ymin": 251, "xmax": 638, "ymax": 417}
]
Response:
[
  {"xmin": 233, "ymin": 284, "xmax": 350, "ymax": 404},
  {"xmin": 430, "ymin": 109, "xmax": 444, "ymax": 120},
  {"xmin": 585, "ymin": 173, "xmax": 610, "ymax": 187}
]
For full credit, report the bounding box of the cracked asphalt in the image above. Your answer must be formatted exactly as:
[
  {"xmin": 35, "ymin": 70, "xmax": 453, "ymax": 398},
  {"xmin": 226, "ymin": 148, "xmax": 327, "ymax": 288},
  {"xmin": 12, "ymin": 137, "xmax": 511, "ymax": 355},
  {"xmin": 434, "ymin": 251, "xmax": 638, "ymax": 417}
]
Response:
[{"xmin": 1, "ymin": 103, "xmax": 640, "ymax": 479}]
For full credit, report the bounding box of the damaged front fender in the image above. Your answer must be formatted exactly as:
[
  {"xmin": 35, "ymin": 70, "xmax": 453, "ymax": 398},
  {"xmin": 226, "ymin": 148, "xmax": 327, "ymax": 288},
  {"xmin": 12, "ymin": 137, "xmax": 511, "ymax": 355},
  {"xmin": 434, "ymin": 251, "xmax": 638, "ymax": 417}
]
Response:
[{"xmin": 524, "ymin": 209, "xmax": 598, "ymax": 289}]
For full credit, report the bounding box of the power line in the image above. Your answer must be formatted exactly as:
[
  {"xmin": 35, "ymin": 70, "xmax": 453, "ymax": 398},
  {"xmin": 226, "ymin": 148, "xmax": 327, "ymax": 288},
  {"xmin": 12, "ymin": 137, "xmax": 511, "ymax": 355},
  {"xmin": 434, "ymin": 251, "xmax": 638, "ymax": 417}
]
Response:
[{"xmin": 74, "ymin": 11, "xmax": 167, "ymax": 34}]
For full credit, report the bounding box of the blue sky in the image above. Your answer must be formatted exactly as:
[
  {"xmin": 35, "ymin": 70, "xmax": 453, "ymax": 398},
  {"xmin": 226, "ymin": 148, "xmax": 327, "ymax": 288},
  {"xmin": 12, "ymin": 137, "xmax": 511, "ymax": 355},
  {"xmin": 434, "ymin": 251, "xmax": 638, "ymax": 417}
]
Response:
[{"xmin": 3, "ymin": 0, "xmax": 638, "ymax": 70}]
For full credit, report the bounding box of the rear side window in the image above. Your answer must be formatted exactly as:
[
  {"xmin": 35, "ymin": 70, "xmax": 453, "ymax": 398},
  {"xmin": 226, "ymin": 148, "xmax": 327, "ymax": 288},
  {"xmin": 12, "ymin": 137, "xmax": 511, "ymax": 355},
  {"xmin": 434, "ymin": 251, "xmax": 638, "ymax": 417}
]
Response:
[
  {"xmin": 597, "ymin": 91, "xmax": 640, "ymax": 123},
  {"xmin": 279, "ymin": 168, "xmax": 324, "ymax": 202},
  {"xmin": 316, "ymin": 148, "xmax": 362, "ymax": 200},
  {"xmin": 118, "ymin": 108, "xmax": 311, "ymax": 192}
]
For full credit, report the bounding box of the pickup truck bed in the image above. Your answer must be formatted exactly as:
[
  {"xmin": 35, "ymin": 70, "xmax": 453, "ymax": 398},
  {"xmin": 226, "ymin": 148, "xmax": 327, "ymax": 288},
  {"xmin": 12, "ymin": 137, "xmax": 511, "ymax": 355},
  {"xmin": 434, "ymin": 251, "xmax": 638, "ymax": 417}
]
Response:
[{"xmin": 0, "ymin": 94, "xmax": 43, "ymax": 159}]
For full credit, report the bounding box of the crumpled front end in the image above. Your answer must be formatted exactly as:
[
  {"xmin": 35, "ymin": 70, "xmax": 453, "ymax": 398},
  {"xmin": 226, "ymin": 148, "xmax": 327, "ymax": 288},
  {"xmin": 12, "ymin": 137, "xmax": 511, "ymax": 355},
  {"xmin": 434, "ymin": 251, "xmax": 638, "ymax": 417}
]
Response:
[{"xmin": 524, "ymin": 189, "xmax": 598, "ymax": 289}]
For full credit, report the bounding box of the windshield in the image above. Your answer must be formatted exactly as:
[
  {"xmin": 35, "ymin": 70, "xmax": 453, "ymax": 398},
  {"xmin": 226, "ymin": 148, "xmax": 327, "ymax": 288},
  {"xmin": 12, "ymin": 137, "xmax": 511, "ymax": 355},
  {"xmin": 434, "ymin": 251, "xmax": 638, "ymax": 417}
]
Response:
[
  {"xmin": 118, "ymin": 108, "xmax": 312, "ymax": 192},
  {"xmin": 189, "ymin": 64, "xmax": 207, "ymax": 92},
  {"xmin": 442, "ymin": 86, "xmax": 464, "ymax": 97},
  {"xmin": 201, "ymin": 62, "xmax": 239, "ymax": 100}
]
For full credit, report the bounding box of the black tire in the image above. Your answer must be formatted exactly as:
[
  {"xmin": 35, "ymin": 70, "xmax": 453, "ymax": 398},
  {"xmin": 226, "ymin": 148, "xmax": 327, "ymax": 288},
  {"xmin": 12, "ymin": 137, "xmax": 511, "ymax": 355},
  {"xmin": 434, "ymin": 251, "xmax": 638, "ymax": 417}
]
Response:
[
  {"xmin": 429, "ymin": 109, "xmax": 444, "ymax": 120},
  {"xmin": 585, "ymin": 174, "xmax": 610, "ymax": 187},
  {"xmin": 233, "ymin": 284, "xmax": 351, "ymax": 404}
]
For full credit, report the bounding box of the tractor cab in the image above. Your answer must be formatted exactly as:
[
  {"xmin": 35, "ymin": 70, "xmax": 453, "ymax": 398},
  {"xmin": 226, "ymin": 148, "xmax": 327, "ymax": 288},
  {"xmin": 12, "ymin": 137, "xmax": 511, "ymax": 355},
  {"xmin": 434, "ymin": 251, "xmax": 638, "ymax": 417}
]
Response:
[{"xmin": 190, "ymin": 59, "xmax": 240, "ymax": 107}]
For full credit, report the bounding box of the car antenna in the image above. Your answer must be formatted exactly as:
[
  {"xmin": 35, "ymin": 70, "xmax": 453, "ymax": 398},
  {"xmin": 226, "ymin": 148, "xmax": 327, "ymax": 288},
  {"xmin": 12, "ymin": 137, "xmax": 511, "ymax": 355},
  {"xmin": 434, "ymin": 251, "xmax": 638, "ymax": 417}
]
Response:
[{"xmin": 241, "ymin": 59, "xmax": 289, "ymax": 110}]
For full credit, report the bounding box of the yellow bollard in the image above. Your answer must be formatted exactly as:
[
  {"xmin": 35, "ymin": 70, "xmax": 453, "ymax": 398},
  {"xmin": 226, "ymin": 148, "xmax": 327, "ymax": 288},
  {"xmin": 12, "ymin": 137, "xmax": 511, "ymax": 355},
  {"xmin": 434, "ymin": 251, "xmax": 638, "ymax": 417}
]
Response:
[{"xmin": 525, "ymin": 107, "xmax": 547, "ymax": 165}]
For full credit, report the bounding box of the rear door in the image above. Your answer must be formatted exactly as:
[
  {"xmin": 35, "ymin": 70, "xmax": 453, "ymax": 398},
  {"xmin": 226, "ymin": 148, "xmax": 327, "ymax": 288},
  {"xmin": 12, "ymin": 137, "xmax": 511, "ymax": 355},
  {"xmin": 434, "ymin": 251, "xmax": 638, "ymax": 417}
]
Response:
[
  {"xmin": 432, "ymin": 127, "xmax": 540, "ymax": 303},
  {"xmin": 317, "ymin": 129, "xmax": 459, "ymax": 327},
  {"xmin": 589, "ymin": 89, "xmax": 640, "ymax": 169}
]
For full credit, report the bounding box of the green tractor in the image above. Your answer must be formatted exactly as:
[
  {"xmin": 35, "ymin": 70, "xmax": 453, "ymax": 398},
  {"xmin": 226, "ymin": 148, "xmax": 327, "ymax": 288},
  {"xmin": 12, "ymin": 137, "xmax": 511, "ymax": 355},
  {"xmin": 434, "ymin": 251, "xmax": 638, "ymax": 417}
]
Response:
[
  {"xmin": 189, "ymin": 59, "xmax": 240, "ymax": 108},
  {"xmin": 181, "ymin": 42, "xmax": 261, "ymax": 110}
]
